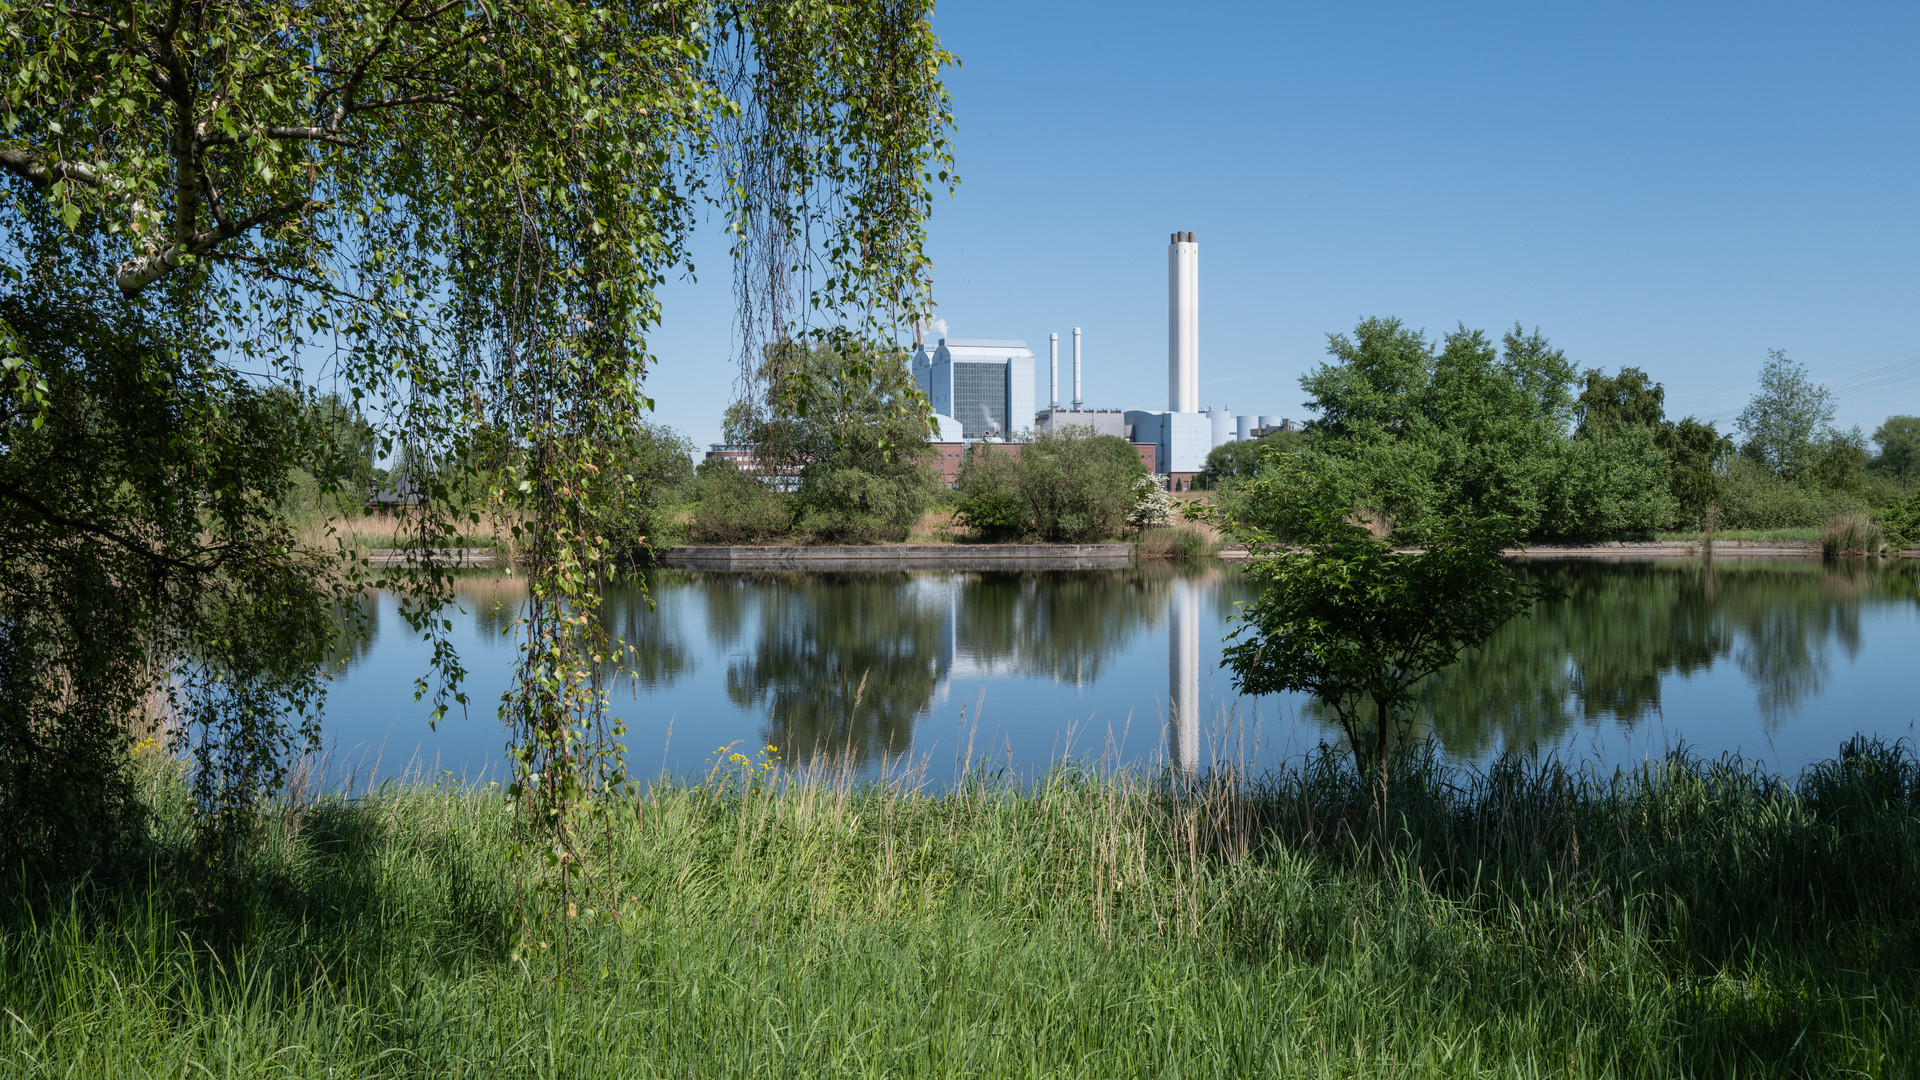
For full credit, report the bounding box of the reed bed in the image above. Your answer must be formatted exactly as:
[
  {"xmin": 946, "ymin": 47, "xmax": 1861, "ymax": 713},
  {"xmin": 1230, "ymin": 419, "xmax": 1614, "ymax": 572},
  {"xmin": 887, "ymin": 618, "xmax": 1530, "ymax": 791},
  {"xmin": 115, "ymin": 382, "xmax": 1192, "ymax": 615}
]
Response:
[
  {"xmin": 3, "ymin": 738, "xmax": 1917, "ymax": 1077},
  {"xmin": 1822, "ymin": 511, "xmax": 1886, "ymax": 558}
]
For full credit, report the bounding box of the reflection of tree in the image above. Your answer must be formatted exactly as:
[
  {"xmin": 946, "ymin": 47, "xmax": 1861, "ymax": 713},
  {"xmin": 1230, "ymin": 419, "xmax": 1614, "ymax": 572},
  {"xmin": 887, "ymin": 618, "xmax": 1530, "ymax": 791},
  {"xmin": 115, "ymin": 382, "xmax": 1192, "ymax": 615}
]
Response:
[
  {"xmin": 452, "ymin": 574, "xmax": 527, "ymax": 641},
  {"xmin": 955, "ymin": 567, "xmax": 1180, "ymax": 684},
  {"xmin": 1297, "ymin": 559, "xmax": 1918, "ymax": 758},
  {"xmin": 323, "ymin": 592, "xmax": 380, "ymax": 670},
  {"xmin": 697, "ymin": 570, "xmax": 755, "ymax": 651},
  {"xmin": 602, "ymin": 571, "xmax": 694, "ymax": 690},
  {"xmin": 726, "ymin": 573, "xmax": 947, "ymax": 765}
]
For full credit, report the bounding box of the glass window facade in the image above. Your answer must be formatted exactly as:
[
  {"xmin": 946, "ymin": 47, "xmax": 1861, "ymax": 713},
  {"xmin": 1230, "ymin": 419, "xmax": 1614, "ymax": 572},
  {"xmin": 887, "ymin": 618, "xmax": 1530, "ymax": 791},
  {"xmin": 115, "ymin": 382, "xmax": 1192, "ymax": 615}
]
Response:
[{"xmin": 952, "ymin": 361, "xmax": 1008, "ymax": 439}]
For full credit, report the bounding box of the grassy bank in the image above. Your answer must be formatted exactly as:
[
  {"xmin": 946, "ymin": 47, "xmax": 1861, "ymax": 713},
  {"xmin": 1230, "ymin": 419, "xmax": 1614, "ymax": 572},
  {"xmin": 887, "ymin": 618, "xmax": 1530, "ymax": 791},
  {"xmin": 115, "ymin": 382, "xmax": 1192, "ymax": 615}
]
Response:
[
  {"xmin": 1653, "ymin": 527, "xmax": 1820, "ymax": 543},
  {"xmin": 5, "ymin": 741, "xmax": 1918, "ymax": 1077}
]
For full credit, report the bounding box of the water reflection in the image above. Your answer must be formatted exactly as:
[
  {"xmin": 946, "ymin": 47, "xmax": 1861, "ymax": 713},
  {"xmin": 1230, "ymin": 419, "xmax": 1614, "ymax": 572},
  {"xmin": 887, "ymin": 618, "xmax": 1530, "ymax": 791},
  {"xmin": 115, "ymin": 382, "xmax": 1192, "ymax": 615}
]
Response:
[
  {"xmin": 1394, "ymin": 559, "xmax": 1919, "ymax": 759},
  {"xmin": 323, "ymin": 558, "xmax": 1920, "ymax": 782},
  {"xmin": 721, "ymin": 573, "xmax": 949, "ymax": 765}
]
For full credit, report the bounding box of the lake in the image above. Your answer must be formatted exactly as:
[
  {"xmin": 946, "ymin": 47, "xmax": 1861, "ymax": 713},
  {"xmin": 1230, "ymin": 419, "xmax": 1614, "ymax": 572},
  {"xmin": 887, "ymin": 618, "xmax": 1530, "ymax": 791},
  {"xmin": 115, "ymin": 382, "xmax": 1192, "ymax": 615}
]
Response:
[{"xmin": 317, "ymin": 557, "xmax": 1920, "ymax": 789}]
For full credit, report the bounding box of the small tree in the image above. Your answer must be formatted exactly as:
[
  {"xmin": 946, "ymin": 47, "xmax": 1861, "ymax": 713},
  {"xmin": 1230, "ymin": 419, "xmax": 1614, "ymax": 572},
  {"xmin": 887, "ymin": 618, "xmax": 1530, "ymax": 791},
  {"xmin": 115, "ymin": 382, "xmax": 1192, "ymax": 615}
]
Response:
[
  {"xmin": 728, "ymin": 332, "xmax": 938, "ymax": 542},
  {"xmin": 1737, "ymin": 350, "xmax": 1835, "ymax": 480},
  {"xmin": 1870, "ymin": 416, "xmax": 1920, "ymax": 486},
  {"xmin": 1221, "ymin": 457, "xmax": 1544, "ymax": 787}
]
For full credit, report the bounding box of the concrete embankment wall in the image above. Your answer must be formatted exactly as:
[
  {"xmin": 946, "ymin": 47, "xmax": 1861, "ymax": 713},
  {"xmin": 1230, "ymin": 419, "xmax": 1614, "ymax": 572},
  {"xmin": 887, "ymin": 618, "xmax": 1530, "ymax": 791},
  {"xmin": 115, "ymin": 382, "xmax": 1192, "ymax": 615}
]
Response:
[
  {"xmin": 1511, "ymin": 541, "xmax": 1822, "ymax": 560},
  {"xmin": 659, "ymin": 544, "xmax": 1137, "ymax": 571}
]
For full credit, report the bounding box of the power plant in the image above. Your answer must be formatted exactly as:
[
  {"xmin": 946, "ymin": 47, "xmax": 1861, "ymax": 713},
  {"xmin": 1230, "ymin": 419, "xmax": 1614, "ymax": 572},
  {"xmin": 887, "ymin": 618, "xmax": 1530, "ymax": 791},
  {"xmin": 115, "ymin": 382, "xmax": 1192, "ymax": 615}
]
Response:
[{"xmin": 903, "ymin": 230, "xmax": 1294, "ymax": 488}]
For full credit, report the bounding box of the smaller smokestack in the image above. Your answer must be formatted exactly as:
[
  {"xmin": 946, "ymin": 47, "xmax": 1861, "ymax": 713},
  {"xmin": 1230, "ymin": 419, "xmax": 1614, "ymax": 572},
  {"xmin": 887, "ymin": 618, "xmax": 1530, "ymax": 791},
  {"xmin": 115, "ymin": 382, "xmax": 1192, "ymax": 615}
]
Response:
[
  {"xmin": 1049, "ymin": 332, "xmax": 1059, "ymax": 409},
  {"xmin": 1071, "ymin": 327, "xmax": 1083, "ymax": 408}
]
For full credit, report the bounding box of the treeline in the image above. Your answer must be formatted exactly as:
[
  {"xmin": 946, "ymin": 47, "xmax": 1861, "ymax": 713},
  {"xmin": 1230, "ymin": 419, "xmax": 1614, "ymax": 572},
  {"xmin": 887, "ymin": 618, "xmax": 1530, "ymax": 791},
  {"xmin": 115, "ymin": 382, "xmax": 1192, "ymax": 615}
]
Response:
[{"xmin": 1204, "ymin": 317, "xmax": 1920, "ymax": 543}]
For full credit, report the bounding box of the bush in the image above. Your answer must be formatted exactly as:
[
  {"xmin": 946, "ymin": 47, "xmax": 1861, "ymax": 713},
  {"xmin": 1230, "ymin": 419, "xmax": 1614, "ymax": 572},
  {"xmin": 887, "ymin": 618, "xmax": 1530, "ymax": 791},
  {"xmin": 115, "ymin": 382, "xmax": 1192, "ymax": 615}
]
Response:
[
  {"xmin": 1875, "ymin": 491, "xmax": 1920, "ymax": 551},
  {"xmin": 1126, "ymin": 474, "xmax": 1178, "ymax": 530},
  {"xmin": 1537, "ymin": 427, "xmax": 1680, "ymax": 539},
  {"xmin": 954, "ymin": 430, "xmax": 1145, "ymax": 542},
  {"xmin": 689, "ymin": 460, "xmax": 790, "ymax": 543},
  {"xmin": 1715, "ymin": 457, "xmax": 1864, "ymax": 530},
  {"xmin": 795, "ymin": 459, "xmax": 939, "ymax": 543}
]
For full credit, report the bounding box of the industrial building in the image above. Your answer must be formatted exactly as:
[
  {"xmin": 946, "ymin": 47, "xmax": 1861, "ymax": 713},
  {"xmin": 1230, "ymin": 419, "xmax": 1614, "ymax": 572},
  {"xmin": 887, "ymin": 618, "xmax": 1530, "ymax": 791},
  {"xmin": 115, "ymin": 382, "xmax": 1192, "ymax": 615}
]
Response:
[
  {"xmin": 911, "ymin": 338, "xmax": 1035, "ymax": 441},
  {"xmin": 716, "ymin": 229, "xmax": 1293, "ymax": 491}
]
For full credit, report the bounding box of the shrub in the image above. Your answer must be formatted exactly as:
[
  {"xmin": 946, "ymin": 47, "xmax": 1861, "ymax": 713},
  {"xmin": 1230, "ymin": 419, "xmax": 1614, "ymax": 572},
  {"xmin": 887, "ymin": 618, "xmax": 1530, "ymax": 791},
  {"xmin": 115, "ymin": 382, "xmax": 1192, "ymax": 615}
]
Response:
[
  {"xmin": 796, "ymin": 459, "xmax": 939, "ymax": 543},
  {"xmin": 954, "ymin": 430, "xmax": 1145, "ymax": 542},
  {"xmin": 1126, "ymin": 474, "xmax": 1178, "ymax": 530},
  {"xmin": 1714, "ymin": 457, "xmax": 1864, "ymax": 529},
  {"xmin": 689, "ymin": 460, "xmax": 790, "ymax": 543},
  {"xmin": 951, "ymin": 445, "xmax": 1025, "ymax": 539},
  {"xmin": 1878, "ymin": 491, "xmax": 1920, "ymax": 552}
]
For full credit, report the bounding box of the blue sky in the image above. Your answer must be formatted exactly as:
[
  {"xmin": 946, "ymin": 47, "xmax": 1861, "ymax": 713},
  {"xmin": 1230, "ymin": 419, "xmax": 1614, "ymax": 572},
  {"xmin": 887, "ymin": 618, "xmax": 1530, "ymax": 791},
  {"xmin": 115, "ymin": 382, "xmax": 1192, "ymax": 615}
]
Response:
[{"xmin": 644, "ymin": 0, "xmax": 1920, "ymax": 450}]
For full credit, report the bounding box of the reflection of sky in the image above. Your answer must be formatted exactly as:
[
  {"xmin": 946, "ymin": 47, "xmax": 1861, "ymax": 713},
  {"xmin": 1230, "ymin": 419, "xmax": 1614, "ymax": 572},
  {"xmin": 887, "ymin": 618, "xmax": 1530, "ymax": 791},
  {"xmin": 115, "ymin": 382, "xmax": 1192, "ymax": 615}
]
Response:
[{"xmin": 316, "ymin": 563, "xmax": 1920, "ymax": 792}]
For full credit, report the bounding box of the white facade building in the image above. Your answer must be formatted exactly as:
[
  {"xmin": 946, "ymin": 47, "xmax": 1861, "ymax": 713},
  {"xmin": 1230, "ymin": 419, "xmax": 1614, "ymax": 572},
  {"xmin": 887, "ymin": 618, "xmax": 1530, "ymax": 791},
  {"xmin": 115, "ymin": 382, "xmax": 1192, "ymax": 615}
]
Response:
[
  {"xmin": 912, "ymin": 338, "xmax": 1036, "ymax": 441},
  {"xmin": 1125, "ymin": 410, "xmax": 1212, "ymax": 475}
]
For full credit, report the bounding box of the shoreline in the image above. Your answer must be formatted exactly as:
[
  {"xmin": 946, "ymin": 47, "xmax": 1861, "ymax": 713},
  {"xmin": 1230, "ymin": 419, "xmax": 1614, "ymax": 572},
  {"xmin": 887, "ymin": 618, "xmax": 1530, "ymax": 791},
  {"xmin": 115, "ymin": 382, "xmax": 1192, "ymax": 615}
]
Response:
[{"xmin": 660, "ymin": 539, "xmax": 1860, "ymax": 570}]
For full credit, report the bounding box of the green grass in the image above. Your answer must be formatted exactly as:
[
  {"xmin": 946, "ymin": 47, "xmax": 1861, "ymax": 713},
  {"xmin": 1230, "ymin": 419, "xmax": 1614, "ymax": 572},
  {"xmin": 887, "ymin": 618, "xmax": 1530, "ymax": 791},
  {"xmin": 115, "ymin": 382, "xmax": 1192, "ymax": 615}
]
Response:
[
  {"xmin": 1653, "ymin": 527, "xmax": 1820, "ymax": 543},
  {"xmin": 5, "ymin": 739, "xmax": 1919, "ymax": 1077}
]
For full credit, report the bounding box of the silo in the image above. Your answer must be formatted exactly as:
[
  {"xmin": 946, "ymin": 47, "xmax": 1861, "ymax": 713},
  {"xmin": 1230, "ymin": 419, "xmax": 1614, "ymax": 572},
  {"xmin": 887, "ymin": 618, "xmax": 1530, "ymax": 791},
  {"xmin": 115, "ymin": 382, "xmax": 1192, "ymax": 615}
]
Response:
[
  {"xmin": 1236, "ymin": 415, "xmax": 1254, "ymax": 441},
  {"xmin": 1207, "ymin": 408, "xmax": 1233, "ymax": 447},
  {"xmin": 1259, "ymin": 415, "xmax": 1282, "ymax": 432}
]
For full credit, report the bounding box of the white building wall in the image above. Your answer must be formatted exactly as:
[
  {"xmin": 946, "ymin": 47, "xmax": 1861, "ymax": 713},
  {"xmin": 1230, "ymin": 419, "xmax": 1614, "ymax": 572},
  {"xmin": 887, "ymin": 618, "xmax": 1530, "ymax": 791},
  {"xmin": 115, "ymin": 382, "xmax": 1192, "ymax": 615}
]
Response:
[
  {"xmin": 912, "ymin": 342, "xmax": 953, "ymax": 418},
  {"xmin": 1006, "ymin": 351, "xmax": 1035, "ymax": 440},
  {"xmin": 1125, "ymin": 410, "xmax": 1211, "ymax": 474},
  {"xmin": 1164, "ymin": 413, "xmax": 1212, "ymax": 473},
  {"xmin": 1037, "ymin": 409, "xmax": 1128, "ymax": 439}
]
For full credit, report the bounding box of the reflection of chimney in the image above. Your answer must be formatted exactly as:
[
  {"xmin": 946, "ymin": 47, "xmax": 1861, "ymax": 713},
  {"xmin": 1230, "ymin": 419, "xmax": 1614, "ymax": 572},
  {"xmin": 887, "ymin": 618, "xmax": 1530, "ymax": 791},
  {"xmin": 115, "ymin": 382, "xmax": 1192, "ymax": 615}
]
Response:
[
  {"xmin": 1071, "ymin": 326, "xmax": 1083, "ymax": 408},
  {"xmin": 1168, "ymin": 231, "xmax": 1198, "ymax": 413},
  {"xmin": 1169, "ymin": 578, "xmax": 1200, "ymax": 775},
  {"xmin": 1049, "ymin": 332, "xmax": 1059, "ymax": 410}
]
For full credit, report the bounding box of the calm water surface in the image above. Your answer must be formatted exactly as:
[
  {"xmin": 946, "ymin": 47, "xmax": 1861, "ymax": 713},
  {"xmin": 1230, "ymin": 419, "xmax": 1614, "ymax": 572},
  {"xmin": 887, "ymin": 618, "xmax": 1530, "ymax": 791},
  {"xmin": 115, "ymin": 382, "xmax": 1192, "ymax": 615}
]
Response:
[{"xmin": 319, "ymin": 559, "xmax": 1920, "ymax": 788}]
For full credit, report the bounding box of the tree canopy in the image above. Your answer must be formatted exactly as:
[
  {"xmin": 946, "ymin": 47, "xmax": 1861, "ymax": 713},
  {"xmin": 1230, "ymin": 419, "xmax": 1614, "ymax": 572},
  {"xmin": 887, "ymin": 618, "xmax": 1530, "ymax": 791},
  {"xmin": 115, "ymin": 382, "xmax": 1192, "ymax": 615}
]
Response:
[
  {"xmin": 1, "ymin": 0, "xmax": 956, "ymax": 876},
  {"xmin": 1280, "ymin": 319, "xmax": 1687, "ymax": 539}
]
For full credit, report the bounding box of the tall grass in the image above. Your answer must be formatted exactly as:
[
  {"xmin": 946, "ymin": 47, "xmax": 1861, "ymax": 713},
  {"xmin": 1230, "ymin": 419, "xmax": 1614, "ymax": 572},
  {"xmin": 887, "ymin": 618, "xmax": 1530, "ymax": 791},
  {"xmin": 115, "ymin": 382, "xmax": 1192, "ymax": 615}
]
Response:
[
  {"xmin": 1136, "ymin": 525, "xmax": 1219, "ymax": 560},
  {"xmin": 1823, "ymin": 510, "xmax": 1885, "ymax": 558},
  {"xmin": 4, "ymin": 739, "xmax": 1918, "ymax": 1077}
]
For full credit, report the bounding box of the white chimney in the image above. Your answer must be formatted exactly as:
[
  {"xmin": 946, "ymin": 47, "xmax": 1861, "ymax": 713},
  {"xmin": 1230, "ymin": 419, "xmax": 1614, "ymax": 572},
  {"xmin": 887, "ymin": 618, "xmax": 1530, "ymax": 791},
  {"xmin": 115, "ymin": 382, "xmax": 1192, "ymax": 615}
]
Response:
[
  {"xmin": 1049, "ymin": 332, "xmax": 1059, "ymax": 410},
  {"xmin": 1071, "ymin": 327, "xmax": 1083, "ymax": 408},
  {"xmin": 1168, "ymin": 231, "xmax": 1199, "ymax": 413}
]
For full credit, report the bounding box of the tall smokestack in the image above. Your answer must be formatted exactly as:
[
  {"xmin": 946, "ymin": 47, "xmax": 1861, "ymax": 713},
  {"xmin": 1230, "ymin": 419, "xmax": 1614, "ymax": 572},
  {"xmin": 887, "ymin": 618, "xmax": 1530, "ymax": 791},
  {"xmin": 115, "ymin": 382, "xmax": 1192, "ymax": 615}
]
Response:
[
  {"xmin": 1071, "ymin": 327, "xmax": 1083, "ymax": 408},
  {"xmin": 1168, "ymin": 231, "xmax": 1199, "ymax": 413},
  {"xmin": 1049, "ymin": 332, "xmax": 1059, "ymax": 410}
]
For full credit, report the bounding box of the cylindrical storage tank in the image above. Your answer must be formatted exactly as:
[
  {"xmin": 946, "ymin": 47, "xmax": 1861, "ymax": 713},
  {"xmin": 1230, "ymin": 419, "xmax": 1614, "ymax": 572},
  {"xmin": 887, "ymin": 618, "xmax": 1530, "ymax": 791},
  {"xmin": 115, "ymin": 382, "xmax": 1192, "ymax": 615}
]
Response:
[
  {"xmin": 1208, "ymin": 408, "xmax": 1232, "ymax": 447},
  {"xmin": 1236, "ymin": 415, "xmax": 1254, "ymax": 441},
  {"xmin": 1259, "ymin": 415, "xmax": 1283, "ymax": 432}
]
